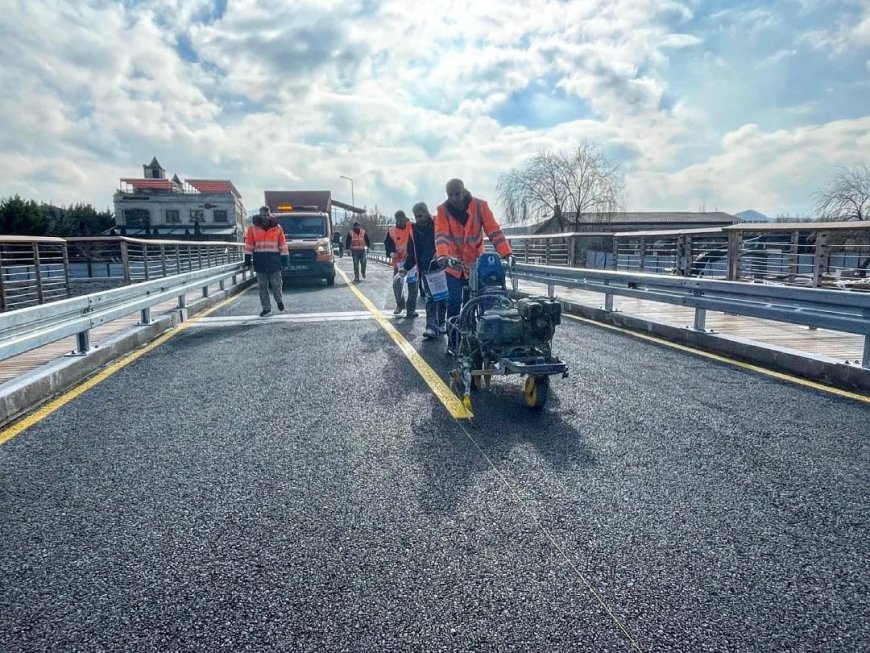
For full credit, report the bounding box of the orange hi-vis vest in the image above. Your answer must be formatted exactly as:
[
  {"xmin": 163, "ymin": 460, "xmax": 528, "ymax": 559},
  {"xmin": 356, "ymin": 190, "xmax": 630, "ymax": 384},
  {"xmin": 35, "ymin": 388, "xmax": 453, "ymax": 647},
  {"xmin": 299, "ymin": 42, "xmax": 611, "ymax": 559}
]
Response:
[
  {"xmin": 388, "ymin": 224, "xmax": 414, "ymax": 269},
  {"xmin": 434, "ymin": 198, "xmax": 512, "ymax": 278},
  {"xmin": 245, "ymin": 224, "xmax": 289, "ymax": 257},
  {"xmin": 350, "ymin": 228, "xmax": 367, "ymax": 250}
]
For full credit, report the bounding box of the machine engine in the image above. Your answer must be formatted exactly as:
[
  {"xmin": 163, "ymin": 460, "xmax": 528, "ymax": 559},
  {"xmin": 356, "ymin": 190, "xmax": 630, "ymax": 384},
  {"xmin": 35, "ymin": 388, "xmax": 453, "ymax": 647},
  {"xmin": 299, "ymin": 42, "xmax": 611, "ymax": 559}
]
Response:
[{"xmin": 475, "ymin": 297, "xmax": 562, "ymax": 349}]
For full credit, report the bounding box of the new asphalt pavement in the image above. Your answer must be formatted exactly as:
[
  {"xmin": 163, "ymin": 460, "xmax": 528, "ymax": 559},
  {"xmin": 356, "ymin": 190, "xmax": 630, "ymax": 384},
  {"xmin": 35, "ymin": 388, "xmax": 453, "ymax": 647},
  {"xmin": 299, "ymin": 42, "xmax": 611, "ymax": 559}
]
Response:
[{"xmin": 0, "ymin": 256, "xmax": 867, "ymax": 652}]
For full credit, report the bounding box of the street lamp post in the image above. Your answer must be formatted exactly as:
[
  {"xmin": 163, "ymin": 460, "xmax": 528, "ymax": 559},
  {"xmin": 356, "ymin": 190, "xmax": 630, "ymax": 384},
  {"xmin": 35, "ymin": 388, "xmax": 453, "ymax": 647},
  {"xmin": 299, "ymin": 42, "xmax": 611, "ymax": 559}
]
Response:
[{"xmin": 339, "ymin": 175, "xmax": 355, "ymax": 211}]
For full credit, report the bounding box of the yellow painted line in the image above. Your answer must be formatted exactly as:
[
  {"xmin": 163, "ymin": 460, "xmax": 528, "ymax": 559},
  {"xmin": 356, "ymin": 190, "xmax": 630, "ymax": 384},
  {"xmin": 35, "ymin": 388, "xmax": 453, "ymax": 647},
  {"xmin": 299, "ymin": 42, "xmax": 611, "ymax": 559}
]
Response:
[
  {"xmin": 0, "ymin": 288, "xmax": 252, "ymax": 445},
  {"xmin": 336, "ymin": 267, "xmax": 473, "ymax": 419},
  {"xmin": 564, "ymin": 313, "xmax": 870, "ymax": 404}
]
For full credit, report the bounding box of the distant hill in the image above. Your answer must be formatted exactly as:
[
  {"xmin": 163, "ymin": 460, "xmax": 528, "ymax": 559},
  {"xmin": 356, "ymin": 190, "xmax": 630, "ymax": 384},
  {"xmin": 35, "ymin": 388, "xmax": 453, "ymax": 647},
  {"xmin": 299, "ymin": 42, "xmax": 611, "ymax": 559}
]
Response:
[{"xmin": 735, "ymin": 209, "xmax": 770, "ymax": 222}]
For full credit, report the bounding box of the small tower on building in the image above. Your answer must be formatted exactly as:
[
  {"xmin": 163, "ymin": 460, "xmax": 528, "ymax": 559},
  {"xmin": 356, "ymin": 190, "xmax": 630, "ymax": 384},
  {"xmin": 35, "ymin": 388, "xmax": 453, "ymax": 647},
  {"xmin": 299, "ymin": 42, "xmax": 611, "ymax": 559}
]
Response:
[{"xmin": 143, "ymin": 157, "xmax": 166, "ymax": 180}]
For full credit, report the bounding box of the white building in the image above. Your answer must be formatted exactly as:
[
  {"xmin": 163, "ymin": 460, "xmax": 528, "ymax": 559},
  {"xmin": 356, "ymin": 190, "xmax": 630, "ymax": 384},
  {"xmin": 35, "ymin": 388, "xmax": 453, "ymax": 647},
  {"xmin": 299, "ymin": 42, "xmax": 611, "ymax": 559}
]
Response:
[{"xmin": 112, "ymin": 157, "xmax": 246, "ymax": 241}]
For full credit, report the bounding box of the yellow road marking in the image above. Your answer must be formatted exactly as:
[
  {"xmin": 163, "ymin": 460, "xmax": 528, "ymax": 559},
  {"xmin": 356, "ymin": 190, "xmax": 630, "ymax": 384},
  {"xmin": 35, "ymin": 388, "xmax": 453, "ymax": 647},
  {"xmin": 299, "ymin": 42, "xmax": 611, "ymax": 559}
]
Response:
[
  {"xmin": 336, "ymin": 267, "xmax": 473, "ymax": 419},
  {"xmin": 564, "ymin": 312, "xmax": 870, "ymax": 404},
  {"xmin": 0, "ymin": 288, "xmax": 251, "ymax": 445}
]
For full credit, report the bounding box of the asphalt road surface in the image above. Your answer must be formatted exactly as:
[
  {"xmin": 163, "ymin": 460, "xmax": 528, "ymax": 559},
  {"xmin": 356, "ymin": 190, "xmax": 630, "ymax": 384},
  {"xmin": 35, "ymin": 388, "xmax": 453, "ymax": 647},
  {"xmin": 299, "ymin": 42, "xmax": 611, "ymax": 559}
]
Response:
[{"xmin": 1, "ymin": 257, "xmax": 867, "ymax": 652}]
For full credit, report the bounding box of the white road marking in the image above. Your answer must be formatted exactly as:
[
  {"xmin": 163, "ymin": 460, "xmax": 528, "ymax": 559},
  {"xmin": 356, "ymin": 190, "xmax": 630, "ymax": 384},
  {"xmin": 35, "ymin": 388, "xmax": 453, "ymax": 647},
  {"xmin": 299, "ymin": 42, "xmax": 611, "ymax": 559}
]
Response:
[{"xmin": 189, "ymin": 310, "xmax": 396, "ymax": 327}]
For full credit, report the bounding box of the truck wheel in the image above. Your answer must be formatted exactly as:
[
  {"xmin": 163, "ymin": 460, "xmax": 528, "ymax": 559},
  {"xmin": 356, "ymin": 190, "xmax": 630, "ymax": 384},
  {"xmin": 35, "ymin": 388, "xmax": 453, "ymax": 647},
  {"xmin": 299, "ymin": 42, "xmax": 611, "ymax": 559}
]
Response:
[
  {"xmin": 326, "ymin": 274, "xmax": 335, "ymax": 287},
  {"xmin": 523, "ymin": 375, "xmax": 549, "ymax": 410}
]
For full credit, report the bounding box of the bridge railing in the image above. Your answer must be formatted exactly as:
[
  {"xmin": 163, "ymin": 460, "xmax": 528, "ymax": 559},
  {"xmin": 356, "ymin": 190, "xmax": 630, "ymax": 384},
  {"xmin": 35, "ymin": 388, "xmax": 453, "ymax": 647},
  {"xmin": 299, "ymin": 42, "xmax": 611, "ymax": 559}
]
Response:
[
  {"xmin": 486, "ymin": 222, "xmax": 870, "ymax": 290},
  {"xmin": 512, "ymin": 262, "xmax": 870, "ymax": 368},
  {"xmin": 0, "ymin": 237, "xmax": 246, "ymax": 313},
  {"xmin": 0, "ymin": 236, "xmax": 71, "ymax": 313},
  {"xmin": 0, "ymin": 262, "xmax": 249, "ymax": 362}
]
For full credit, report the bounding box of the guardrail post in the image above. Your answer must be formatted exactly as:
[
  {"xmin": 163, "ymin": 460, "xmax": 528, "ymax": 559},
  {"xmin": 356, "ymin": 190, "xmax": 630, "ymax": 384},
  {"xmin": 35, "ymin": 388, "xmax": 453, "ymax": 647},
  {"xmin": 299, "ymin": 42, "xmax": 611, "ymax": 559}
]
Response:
[
  {"xmin": 812, "ymin": 232, "xmax": 829, "ymax": 288},
  {"xmin": 603, "ymin": 279, "xmax": 615, "ymax": 312},
  {"xmin": 178, "ymin": 293, "xmax": 187, "ymax": 309},
  {"xmin": 120, "ymin": 241, "xmax": 131, "ymax": 284},
  {"xmin": 638, "ymin": 238, "xmax": 647, "ymax": 271},
  {"xmin": 143, "ymin": 244, "xmax": 150, "ymax": 281},
  {"xmin": 140, "ymin": 307, "xmax": 151, "ymax": 325},
  {"xmin": 160, "ymin": 245, "xmax": 167, "ymax": 277},
  {"xmin": 567, "ymin": 236, "xmax": 576, "ymax": 267},
  {"xmin": 202, "ymin": 283, "xmax": 210, "ymax": 298},
  {"xmin": 75, "ymin": 329, "xmax": 90, "ymax": 354},
  {"xmin": 693, "ymin": 307, "xmax": 707, "ymax": 332},
  {"xmin": 547, "ymin": 275, "xmax": 554, "ymax": 298},
  {"xmin": 545, "ymin": 241, "xmax": 551, "ymax": 265},
  {"xmin": 863, "ymin": 336, "xmax": 869, "ymax": 369},
  {"xmin": 219, "ymin": 279, "xmax": 226, "ymax": 291}
]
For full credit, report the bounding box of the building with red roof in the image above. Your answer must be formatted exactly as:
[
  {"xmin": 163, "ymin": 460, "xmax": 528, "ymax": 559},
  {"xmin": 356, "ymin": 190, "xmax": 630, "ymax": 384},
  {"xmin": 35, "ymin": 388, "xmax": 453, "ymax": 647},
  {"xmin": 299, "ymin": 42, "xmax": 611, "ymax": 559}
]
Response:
[{"xmin": 112, "ymin": 158, "xmax": 246, "ymax": 241}]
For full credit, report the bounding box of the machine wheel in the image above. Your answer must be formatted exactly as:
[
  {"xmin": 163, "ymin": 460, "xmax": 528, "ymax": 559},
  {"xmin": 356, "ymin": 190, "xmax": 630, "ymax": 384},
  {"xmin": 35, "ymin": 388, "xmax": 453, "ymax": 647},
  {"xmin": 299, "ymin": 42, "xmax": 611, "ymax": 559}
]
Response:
[
  {"xmin": 326, "ymin": 273, "xmax": 335, "ymax": 286},
  {"xmin": 523, "ymin": 375, "xmax": 549, "ymax": 410}
]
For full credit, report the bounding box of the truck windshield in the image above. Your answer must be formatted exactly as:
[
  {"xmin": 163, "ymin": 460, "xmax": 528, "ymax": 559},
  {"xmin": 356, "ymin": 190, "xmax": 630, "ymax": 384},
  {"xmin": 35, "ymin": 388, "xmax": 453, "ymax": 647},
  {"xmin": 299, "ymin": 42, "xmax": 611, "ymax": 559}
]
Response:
[{"xmin": 277, "ymin": 216, "xmax": 327, "ymax": 238}]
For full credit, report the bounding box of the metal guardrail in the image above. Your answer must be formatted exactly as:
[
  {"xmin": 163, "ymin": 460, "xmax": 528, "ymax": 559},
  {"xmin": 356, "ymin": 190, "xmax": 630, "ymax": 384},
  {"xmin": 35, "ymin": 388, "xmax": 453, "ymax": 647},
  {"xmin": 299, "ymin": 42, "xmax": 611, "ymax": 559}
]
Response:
[
  {"xmin": 0, "ymin": 263, "xmax": 249, "ymax": 362},
  {"xmin": 512, "ymin": 262, "xmax": 870, "ymax": 368}
]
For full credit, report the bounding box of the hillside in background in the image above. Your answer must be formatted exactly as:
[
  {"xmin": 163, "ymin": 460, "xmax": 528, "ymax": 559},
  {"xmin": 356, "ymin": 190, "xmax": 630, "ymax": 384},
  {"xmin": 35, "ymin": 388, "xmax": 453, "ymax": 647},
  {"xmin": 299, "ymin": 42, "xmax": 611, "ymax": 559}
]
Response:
[{"xmin": 735, "ymin": 209, "xmax": 770, "ymax": 222}]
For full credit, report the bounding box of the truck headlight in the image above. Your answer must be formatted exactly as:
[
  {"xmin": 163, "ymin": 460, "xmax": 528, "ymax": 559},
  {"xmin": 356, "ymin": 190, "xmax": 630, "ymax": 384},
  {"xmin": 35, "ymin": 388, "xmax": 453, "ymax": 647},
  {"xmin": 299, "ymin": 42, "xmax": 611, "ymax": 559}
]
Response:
[{"xmin": 317, "ymin": 244, "xmax": 330, "ymax": 254}]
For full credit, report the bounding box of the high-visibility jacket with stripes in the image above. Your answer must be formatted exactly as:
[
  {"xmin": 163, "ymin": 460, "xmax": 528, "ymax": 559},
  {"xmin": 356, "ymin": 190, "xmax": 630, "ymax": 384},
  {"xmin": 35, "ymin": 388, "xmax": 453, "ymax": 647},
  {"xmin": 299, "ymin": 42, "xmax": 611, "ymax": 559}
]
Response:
[
  {"xmin": 434, "ymin": 198, "xmax": 512, "ymax": 278},
  {"xmin": 350, "ymin": 228, "xmax": 368, "ymax": 250},
  {"xmin": 244, "ymin": 224, "xmax": 289, "ymax": 273},
  {"xmin": 386, "ymin": 224, "xmax": 414, "ymax": 269}
]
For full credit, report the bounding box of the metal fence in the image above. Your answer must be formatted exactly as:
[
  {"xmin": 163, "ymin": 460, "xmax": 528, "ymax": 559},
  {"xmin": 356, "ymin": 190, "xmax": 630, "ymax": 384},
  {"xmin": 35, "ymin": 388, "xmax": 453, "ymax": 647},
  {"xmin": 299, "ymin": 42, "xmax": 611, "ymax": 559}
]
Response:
[
  {"xmin": 483, "ymin": 222, "xmax": 870, "ymax": 290},
  {"xmin": 512, "ymin": 262, "xmax": 870, "ymax": 368},
  {"xmin": 0, "ymin": 236, "xmax": 70, "ymax": 312},
  {"xmin": 1, "ymin": 236, "xmax": 246, "ymax": 312}
]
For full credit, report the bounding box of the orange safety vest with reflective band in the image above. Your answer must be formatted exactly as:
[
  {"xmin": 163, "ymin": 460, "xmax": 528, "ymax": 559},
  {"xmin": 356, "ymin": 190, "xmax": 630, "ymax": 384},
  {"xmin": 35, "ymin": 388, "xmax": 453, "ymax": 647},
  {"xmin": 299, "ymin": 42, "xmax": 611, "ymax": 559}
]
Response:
[
  {"xmin": 387, "ymin": 224, "xmax": 414, "ymax": 269},
  {"xmin": 245, "ymin": 223, "xmax": 289, "ymax": 273},
  {"xmin": 245, "ymin": 224, "xmax": 289, "ymax": 256},
  {"xmin": 434, "ymin": 198, "xmax": 512, "ymax": 278},
  {"xmin": 350, "ymin": 228, "xmax": 367, "ymax": 250}
]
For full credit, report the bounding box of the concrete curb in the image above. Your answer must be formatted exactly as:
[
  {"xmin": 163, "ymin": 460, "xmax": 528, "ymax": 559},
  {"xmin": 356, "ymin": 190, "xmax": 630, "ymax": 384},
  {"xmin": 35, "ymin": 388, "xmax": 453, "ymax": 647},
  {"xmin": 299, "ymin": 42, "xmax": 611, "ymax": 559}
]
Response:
[
  {"xmin": 0, "ymin": 278, "xmax": 255, "ymax": 427},
  {"xmin": 553, "ymin": 296, "xmax": 870, "ymax": 395}
]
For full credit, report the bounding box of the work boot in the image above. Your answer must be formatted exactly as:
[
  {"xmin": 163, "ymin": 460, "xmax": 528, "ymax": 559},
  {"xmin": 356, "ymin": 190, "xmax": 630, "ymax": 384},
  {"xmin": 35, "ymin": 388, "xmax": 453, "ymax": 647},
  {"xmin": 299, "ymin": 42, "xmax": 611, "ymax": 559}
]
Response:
[
  {"xmin": 259, "ymin": 308, "xmax": 271, "ymax": 317},
  {"xmin": 393, "ymin": 300, "xmax": 405, "ymax": 315},
  {"xmin": 405, "ymin": 311, "xmax": 419, "ymax": 319},
  {"xmin": 422, "ymin": 327, "xmax": 437, "ymax": 339},
  {"xmin": 277, "ymin": 302, "xmax": 285, "ymax": 311}
]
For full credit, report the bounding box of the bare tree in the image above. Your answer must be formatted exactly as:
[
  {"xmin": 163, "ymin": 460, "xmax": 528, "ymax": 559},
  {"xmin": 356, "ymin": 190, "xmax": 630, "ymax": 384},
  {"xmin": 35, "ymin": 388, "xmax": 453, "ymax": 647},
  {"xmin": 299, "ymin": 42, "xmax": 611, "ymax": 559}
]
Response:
[
  {"xmin": 497, "ymin": 142, "xmax": 623, "ymax": 228},
  {"xmin": 813, "ymin": 163, "xmax": 870, "ymax": 221}
]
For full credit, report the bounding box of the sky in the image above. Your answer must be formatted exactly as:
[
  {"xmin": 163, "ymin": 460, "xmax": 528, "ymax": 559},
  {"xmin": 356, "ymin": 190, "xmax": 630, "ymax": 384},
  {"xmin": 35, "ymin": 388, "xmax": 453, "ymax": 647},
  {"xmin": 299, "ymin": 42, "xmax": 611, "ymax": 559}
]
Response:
[{"xmin": 0, "ymin": 0, "xmax": 868, "ymax": 221}]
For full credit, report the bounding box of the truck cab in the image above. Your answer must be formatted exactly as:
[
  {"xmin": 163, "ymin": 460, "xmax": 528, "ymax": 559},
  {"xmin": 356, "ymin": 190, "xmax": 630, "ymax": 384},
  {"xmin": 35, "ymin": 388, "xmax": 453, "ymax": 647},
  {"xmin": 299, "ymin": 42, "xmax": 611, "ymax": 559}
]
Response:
[{"xmin": 273, "ymin": 208, "xmax": 335, "ymax": 286}]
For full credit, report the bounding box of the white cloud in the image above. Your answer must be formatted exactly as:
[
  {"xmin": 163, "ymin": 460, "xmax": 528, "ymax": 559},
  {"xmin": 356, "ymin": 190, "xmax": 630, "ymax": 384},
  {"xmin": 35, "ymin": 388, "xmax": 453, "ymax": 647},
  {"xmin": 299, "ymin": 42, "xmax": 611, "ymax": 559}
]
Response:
[{"xmin": 0, "ymin": 0, "xmax": 867, "ymax": 224}]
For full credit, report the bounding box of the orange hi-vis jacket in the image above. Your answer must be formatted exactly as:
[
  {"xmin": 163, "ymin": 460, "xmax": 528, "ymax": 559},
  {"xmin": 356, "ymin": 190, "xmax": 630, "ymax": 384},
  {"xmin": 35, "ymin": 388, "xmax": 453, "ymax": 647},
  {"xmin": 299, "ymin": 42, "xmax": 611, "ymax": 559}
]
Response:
[
  {"xmin": 244, "ymin": 223, "xmax": 289, "ymax": 273},
  {"xmin": 350, "ymin": 228, "xmax": 367, "ymax": 250},
  {"xmin": 435, "ymin": 198, "xmax": 512, "ymax": 278},
  {"xmin": 387, "ymin": 224, "xmax": 414, "ymax": 270}
]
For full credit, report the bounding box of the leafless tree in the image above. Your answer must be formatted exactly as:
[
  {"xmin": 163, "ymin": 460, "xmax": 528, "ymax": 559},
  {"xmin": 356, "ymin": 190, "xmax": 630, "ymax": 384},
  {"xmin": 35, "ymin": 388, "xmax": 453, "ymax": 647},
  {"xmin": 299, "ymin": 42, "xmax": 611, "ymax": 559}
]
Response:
[
  {"xmin": 813, "ymin": 163, "xmax": 870, "ymax": 221},
  {"xmin": 497, "ymin": 142, "xmax": 623, "ymax": 228}
]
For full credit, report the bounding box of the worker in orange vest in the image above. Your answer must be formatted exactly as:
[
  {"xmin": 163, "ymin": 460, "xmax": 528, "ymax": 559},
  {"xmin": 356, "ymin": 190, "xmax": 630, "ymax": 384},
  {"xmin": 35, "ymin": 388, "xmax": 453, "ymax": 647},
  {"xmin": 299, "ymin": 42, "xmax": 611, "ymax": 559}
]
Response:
[
  {"xmin": 384, "ymin": 210, "xmax": 417, "ymax": 317},
  {"xmin": 344, "ymin": 221, "xmax": 371, "ymax": 283},
  {"xmin": 435, "ymin": 179, "xmax": 513, "ymax": 353},
  {"xmin": 244, "ymin": 206, "xmax": 289, "ymax": 317}
]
